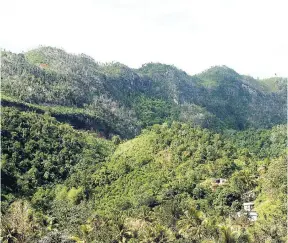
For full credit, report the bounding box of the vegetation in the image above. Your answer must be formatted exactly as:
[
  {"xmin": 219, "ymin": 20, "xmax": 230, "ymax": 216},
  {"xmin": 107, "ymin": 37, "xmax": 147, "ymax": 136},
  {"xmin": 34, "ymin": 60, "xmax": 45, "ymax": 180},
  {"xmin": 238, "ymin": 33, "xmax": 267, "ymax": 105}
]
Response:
[
  {"xmin": 1, "ymin": 46, "xmax": 287, "ymax": 242},
  {"xmin": 1, "ymin": 105, "xmax": 286, "ymax": 242},
  {"xmin": 1, "ymin": 47, "xmax": 287, "ymax": 137}
]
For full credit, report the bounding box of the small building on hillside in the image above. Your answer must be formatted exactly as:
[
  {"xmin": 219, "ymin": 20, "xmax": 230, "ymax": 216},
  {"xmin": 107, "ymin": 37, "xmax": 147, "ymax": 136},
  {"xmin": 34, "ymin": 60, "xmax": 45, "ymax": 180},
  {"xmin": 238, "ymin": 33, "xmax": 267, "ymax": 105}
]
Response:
[
  {"xmin": 211, "ymin": 178, "xmax": 228, "ymax": 191},
  {"xmin": 237, "ymin": 202, "xmax": 258, "ymax": 221},
  {"xmin": 214, "ymin": 178, "xmax": 227, "ymax": 185},
  {"xmin": 247, "ymin": 211, "xmax": 258, "ymax": 221},
  {"xmin": 243, "ymin": 202, "xmax": 254, "ymax": 212}
]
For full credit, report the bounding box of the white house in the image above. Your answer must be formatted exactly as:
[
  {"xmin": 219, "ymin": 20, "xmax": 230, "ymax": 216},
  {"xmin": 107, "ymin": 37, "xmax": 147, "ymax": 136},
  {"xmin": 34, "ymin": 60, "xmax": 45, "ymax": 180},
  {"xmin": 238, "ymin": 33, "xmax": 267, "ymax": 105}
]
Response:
[
  {"xmin": 238, "ymin": 202, "xmax": 258, "ymax": 221},
  {"xmin": 243, "ymin": 202, "xmax": 254, "ymax": 212},
  {"xmin": 248, "ymin": 211, "xmax": 258, "ymax": 221}
]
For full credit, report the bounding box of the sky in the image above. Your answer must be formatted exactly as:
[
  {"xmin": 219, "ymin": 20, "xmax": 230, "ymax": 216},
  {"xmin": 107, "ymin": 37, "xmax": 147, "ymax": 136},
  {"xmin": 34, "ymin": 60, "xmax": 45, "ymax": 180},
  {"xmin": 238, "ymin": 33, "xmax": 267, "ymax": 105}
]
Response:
[{"xmin": 1, "ymin": 0, "xmax": 287, "ymax": 78}]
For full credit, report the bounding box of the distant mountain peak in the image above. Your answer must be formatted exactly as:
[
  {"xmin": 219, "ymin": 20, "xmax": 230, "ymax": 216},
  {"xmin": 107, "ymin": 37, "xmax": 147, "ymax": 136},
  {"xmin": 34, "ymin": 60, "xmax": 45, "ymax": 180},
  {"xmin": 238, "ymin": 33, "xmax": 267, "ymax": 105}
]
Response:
[
  {"xmin": 199, "ymin": 65, "xmax": 240, "ymax": 77},
  {"xmin": 195, "ymin": 65, "xmax": 242, "ymax": 88}
]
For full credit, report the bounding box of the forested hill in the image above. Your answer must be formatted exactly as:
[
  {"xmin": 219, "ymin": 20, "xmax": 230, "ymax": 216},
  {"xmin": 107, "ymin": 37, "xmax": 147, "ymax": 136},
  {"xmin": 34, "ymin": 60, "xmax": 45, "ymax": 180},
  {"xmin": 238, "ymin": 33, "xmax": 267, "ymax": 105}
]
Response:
[
  {"xmin": 1, "ymin": 105, "xmax": 286, "ymax": 242},
  {"xmin": 1, "ymin": 46, "xmax": 287, "ymax": 242},
  {"xmin": 1, "ymin": 46, "xmax": 287, "ymax": 138}
]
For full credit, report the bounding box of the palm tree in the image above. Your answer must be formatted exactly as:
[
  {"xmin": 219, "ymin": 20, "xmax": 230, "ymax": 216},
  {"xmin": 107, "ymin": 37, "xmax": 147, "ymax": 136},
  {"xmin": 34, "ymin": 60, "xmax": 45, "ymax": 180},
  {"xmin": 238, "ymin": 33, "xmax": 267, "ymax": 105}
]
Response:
[
  {"xmin": 217, "ymin": 225, "xmax": 239, "ymax": 243},
  {"xmin": 177, "ymin": 208, "xmax": 205, "ymax": 242}
]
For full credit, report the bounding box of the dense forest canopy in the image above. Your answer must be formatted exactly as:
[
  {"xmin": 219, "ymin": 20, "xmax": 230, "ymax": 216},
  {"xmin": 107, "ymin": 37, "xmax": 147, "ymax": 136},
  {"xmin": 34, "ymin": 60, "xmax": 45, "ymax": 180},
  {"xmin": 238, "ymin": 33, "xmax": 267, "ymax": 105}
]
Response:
[{"xmin": 1, "ymin": 46, "xmax": 287, "ymax": 243}]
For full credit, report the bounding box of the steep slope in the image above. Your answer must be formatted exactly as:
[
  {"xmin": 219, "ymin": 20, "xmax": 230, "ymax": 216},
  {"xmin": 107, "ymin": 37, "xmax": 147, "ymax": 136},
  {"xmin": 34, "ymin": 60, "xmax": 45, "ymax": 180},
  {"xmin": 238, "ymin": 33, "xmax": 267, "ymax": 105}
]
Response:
[
  {"xmin": 1, "ymin": 45, "xmax": 287, "ymax": 243},
  {"xmin": 2, "ymin": 112, "xmax": 286, "ymax": 242},
  {"xmin": 1, "ymin": 106, "xmax": 115, "ymax": 206},
  {"xmin": 193, "ymin": 66, "xmax": 287, "ymax": 129},
  {"xmin": 72, "ymin": 124, "xmax": 286, "ymax": 242},
  {"xmin": 1, "ymin": 94, "xmax": 139, "ymax": 138},
  {"xmin": 1, "ymin": 47, "xmax": 287, "ymax": 137}
]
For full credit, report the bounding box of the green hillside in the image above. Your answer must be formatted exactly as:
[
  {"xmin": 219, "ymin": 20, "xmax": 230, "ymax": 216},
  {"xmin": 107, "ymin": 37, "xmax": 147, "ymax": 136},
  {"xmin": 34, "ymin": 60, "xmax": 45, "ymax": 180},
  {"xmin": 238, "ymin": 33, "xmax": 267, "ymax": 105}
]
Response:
[
  {"xmin": 1, "ymin": 46, "xmax": 287, "ymax": 243},
  {"xmin": 1, "ymin": 105, "xmax": 286, "ymax": 242},
  {"xmin": 1, "ymin": 47, "xmax": 287, "ymax": 137}
]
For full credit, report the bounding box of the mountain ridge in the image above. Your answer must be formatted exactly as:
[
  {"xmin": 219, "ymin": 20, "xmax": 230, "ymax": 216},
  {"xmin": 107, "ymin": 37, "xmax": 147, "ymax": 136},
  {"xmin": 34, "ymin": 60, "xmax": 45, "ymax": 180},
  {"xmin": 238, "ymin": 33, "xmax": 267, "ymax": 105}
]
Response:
[
  {"xmin": 1, "ymin": 45, "xmax": 287, "ymax": 242},
  {"xmin": 1, "ymin": 46, "xmax": 287, "ymax": 138}
]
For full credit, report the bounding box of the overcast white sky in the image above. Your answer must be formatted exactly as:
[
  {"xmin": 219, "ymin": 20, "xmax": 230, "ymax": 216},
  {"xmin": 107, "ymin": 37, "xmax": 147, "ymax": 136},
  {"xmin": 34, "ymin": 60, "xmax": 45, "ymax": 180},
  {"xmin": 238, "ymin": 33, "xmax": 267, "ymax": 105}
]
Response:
[{"xmin": 1, "ymin": 0, "xmax": 287, "ymax": 78}]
